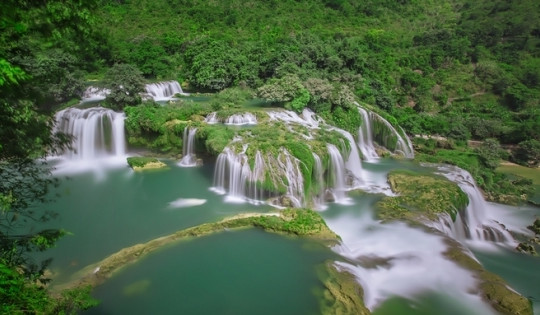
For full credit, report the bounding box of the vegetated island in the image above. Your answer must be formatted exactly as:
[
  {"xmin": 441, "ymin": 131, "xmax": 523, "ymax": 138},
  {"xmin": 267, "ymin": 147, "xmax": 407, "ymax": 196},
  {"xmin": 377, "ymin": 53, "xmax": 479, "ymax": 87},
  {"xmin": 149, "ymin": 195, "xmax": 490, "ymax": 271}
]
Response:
[
  {"xmin": 51, "ymin": 209, "xmax": 370, "ymax": 315},
  {"xmin": 126, "ymin": 156, "xmax": 167, "ymax": 171}
]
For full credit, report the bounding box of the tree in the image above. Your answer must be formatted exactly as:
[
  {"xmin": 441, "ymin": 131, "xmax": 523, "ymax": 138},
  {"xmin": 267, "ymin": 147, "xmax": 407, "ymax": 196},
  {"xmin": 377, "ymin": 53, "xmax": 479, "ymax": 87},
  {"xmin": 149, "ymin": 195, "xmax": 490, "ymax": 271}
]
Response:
[
  {"xmin": 104, "ymin": 63, "xmax": 146, "ymax": 109},
  {"xmin": 513, "ymin": 139, "xmax": 540, "ymax": 167},
  {"xmin": 476, "ymin": 138, "xmax": 504, "ymax": 170},
  {"xmin": 256, "ymin": 74, "xmax": 310, "ymax": 112},
  {"xmin": 1, "ymin": 0, "xmax": 99, "ymax": 312}
]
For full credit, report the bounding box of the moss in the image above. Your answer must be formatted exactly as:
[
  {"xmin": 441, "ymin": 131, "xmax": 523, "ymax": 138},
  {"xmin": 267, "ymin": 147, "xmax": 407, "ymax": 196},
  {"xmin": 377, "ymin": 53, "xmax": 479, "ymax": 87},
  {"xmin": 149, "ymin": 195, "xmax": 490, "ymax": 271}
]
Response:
[
  {"xmin": 315, "ymin": 262, "xmax": 371, "ymax": 315},
  {"xmin": 126, "ymin": 157, "xmax": 167, "ymax": 171},
  {"xmin": 376, "ymin": 170, "xmax": 469, "ymax": 222}
]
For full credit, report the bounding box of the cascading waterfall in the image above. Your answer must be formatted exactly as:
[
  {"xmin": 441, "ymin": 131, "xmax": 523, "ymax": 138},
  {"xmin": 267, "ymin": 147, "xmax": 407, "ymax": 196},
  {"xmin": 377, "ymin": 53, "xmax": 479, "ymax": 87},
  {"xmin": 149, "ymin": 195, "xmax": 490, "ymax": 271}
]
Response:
[
  {"xmin": 370, "ymin": 111, "xmax": 414, "ymax": 158},
  {"xmin": 204, "ymin": 112, "xmax": 219, "ymax": 124},
  {"xmin": 357, "ymin": 107, "xmax": 380, "ymax": 161},
  {"xmin": 354, "ymin": 104, "xmax": 414, "ymax": 159},
  {"xmin": 311, "ymin": 153, "xmax": 326, "ymax": 210},
  {"xmin": 225, "ymin": 113, "xmax": 257, "ymax": 125},
  {"xmin": 204, "ymin": 112, "xmax": 257, "ymax": 125},
  {"xmin": 326, "ymin": 144, "xmax": 350, "ymax": 204},
  {"xmin": 53, "ymin": 107, "xmax": 126, "ymax": 160},
  {"xmin": 324, "ymin": 211, "xmax": 495, "ymax": 313},
  {"xmin": 212, "ymin": 146, "xmax": 267, "ymax": 204},
  {"xmin": 81, "ymin": 81, "xmax": 188, "ymax": 103},
  {"xmin": 431, "ymin": 165, "xmax": 515, "ymax": 245},
  {"xmin": 178, "ymin": 128, "xmax": 198, "ymax": 167},
  {"xmin": 81, "ymin": 87, "xmax": 110, "ymax": 103},
  {"xmin": 329, "ymin": 127, "xmax": 365, "ymax": 186},
  {"xmin": 144, "ymin": 81, "xmax": 187, "ymax": 101},
  {"xmin": 211, "ymin": 144, "xmax": 304, "ymax": 207}
]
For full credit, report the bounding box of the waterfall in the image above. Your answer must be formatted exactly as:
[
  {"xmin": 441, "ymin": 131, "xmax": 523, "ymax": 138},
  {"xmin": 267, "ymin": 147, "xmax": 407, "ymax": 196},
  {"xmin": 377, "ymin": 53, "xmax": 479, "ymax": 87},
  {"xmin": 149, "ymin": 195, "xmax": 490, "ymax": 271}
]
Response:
[
  {"xmin": 357, "ymin": 107, "xmax": 379, "ymax": 161},
  {"xmin": 211, "ymin": 145, "xmax": 304, "ymax": 207},
  {"xmin": 178, "ymin": 128, "xmax": 198, "ymax": 167},
  {"xmin": 329, "ymin": 128, "xmax": 365, "ymax": 185},
  {"xmin": 204, "ymin": 112, "xmax": 219, "ymax": 124},
  {"xmin": 354, "ymin": 104, "xmax": 414, "ymax": 159},
  {"xmin": 211, "ymin": 146, "xmax": 266, "ymax": 204},
  {"xmin": 204, "ymin": 112, "xmax": 257, "ymax": 125},
  {"xmin": 433, "ymin": 165, "xmax": 515, "ymax": 245},
  {"xmin": 225, "ymin": 113, "xmax": 257, "ymax": 125},
  {"xmin": 144, "ymin": 81, "xmax": 187, "ymax": 101},
  {"xmin": 54, "ymin": 107, "xmax": 126, "ymax": 160},
  {"xmin": 311, "ymin": 153, "xmax": 327, "ymax": 210},
  {"xmin": 327, "ymin": 144, "xmax": 350, "ymax": 204},
  {"xmin": 81, "ymin": 86, "xmax": 110, "ymax": 103},
  {"xmin": 371, "ymin": 112, "xmax": 414, "ymax": 158}
]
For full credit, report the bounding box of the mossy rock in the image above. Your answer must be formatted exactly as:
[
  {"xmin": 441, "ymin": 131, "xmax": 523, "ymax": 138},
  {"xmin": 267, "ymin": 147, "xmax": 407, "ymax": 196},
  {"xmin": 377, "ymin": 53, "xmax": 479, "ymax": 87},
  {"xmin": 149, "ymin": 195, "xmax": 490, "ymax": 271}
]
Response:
[
  {"xmin": 527, "ymin": 218, "xmax": 540, "ymax": 235},
  {"xmin": 127, "ymin": 157, "xmax": 167, "ymax": 171},
  {"xmin": 376, "ymin": 170, "xmax": 469, "ymax": 222},
  {"xmin": 316, "ymin": 262, "xmax": 371, "ymax": 315}
]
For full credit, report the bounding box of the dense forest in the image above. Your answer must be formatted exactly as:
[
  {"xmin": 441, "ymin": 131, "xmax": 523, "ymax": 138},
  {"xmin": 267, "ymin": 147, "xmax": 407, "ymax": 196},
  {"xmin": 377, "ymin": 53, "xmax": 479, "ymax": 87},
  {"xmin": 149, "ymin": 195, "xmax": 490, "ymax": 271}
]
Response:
[{"xmin": 1, "ymin": 0, "xmax": 540, "ymax": 313}]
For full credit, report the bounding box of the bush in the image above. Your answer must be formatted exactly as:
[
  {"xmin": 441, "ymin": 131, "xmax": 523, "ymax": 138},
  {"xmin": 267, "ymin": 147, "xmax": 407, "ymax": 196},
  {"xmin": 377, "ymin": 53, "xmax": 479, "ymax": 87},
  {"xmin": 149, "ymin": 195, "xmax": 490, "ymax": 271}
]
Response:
[
  {"xmin": 513, "ymin": 139, "xmax": 540, "ymax": 167},
  {"xmin": 104, "ymin": 63, "xmax": 145, "ymax": 109}
]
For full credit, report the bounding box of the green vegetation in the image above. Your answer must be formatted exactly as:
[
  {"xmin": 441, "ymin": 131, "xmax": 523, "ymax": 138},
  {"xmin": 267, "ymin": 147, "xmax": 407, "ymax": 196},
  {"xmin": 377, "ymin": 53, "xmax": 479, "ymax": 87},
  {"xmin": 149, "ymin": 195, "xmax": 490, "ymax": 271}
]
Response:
[
  {"xmin": 103, "ymin": 63, "xmax": 146, "ymax": 110},
  {"xmin": 376, "ymin": 170, "xmax": 469, "ymax": 222},
  {"xmin": 126, "ymin": 157, "xmax": 166, "ymax": 171},
  {"xmin": 316, "ymin": 263, "xmax": 370, "ymax": 315},
  {"xmin": 3, "ymin": 0, "xmax": 540, "ymax": 312},
  {"xmin": 414, "ymin": 138, "xmax": 534, "ymax": 204},
  {"xmin": 1, "ymin": 1, "xmax": 102, "ymax": 313}
]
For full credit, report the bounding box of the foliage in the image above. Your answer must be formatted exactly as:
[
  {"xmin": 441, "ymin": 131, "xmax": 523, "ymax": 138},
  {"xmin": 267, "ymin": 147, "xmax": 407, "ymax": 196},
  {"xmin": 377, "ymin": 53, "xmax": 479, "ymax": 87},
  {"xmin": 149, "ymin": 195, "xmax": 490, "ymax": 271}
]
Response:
[
  {"xmin": 475, "ymin": 138, "xmax": 505, "ymax": 170},
  {"xmin": 210, "ymin": 87, "xmax": 253, "ymax": 110},
  {"xmin": 414, "ymin": 139, "xmax": 533, "ymax": 203},
  {"xmin": 103, "ymin": 63, "xmax": 145, "ymax": 109},
  {"xmin": 126, "ymin": 157, "xmax": 159, "ymax": 168},
  {"xmin": 0, "ymin": 1, "xmax": 103, "ymax": 312},
  {"xmin": 0, "ymin": 260, "xmax": 98, "ymax": 315},
  {"xmin": 513, "ymin": 139, "xmax": 540, "ymax": 167}
]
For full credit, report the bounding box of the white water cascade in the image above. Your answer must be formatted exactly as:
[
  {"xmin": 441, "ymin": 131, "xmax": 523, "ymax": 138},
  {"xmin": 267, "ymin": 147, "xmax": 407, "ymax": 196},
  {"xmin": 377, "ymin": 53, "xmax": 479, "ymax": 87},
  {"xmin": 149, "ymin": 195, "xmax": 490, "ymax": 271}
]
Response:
[
  {"xmin": 371, "ymin": 111, "xmax": 414, "ymax": 158},
  {"xmin": 324, "ymin": 210, "xmax": 495, "ymax": 314},
  {"xmin": 357, "ymin": 107, "xmax": 380, "ymax": 161},
  {"xmin": 225, "ymin": 113, "xmax": 257, "ymax": 125},
  {"xmin": 178, "ymin": 127, "xmax": 198, "ymax": 167},
  {"xmin": 329, "ymin": 128, "xmax": 366, "ymax": 186},
  {"xmin": 326, "ymin": 144, "xmax": 350, "ymax": 204},
  {"xmin": 81, "ymin": 86, "xmax": 110, "ymax": 103},
  {"xmin": 355, "ymin": 105, "xmax": 414, "ymax": 159},
  {"xmin": 211, "ymin": 145, "xmax": 305, "ymax": 207},
  {"xmin": 144, "ymin": 81, "xmax": 187, "ymax": 102},
  {"xmin": 204, "ymin": 112, "xmax": 257, "ymax": 125},
  {"xmin": 431, "ymin": 165, "xmax": 515, "ymax": 246},
  {"xmin": 54, "ymin": 107, "xmax": 126, "ymax": 161},
  {"xmin": 311, "ymin": 153, "xmax": 327, "ymax": 210}
]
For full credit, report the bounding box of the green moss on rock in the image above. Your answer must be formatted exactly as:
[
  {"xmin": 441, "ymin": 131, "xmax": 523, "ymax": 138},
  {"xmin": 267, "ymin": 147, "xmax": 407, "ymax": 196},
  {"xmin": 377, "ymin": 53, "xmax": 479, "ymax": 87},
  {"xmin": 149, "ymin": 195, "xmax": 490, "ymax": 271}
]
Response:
[
  {"xmin": 376, "ymin": 170, "xmax": 469, "ymax": 222},
  {"xmin": 316, "ymin": 262, "xmax": 371, "ymax": 315}
]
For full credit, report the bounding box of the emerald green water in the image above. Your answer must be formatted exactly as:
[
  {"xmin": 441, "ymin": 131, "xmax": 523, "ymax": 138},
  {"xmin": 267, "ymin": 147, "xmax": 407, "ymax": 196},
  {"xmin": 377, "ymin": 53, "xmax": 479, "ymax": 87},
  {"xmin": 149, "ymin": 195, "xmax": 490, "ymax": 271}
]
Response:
[
  {"xmin": 84, "ymin": 229, "xmax": 335, "ymax": 315},
  {"xmin": 41, "ymin": 160, "xmax": 274, "ymax": 284},
  {"xmin": 40, "ymin": 158, "xmax": 540, "ymax": 314}
]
